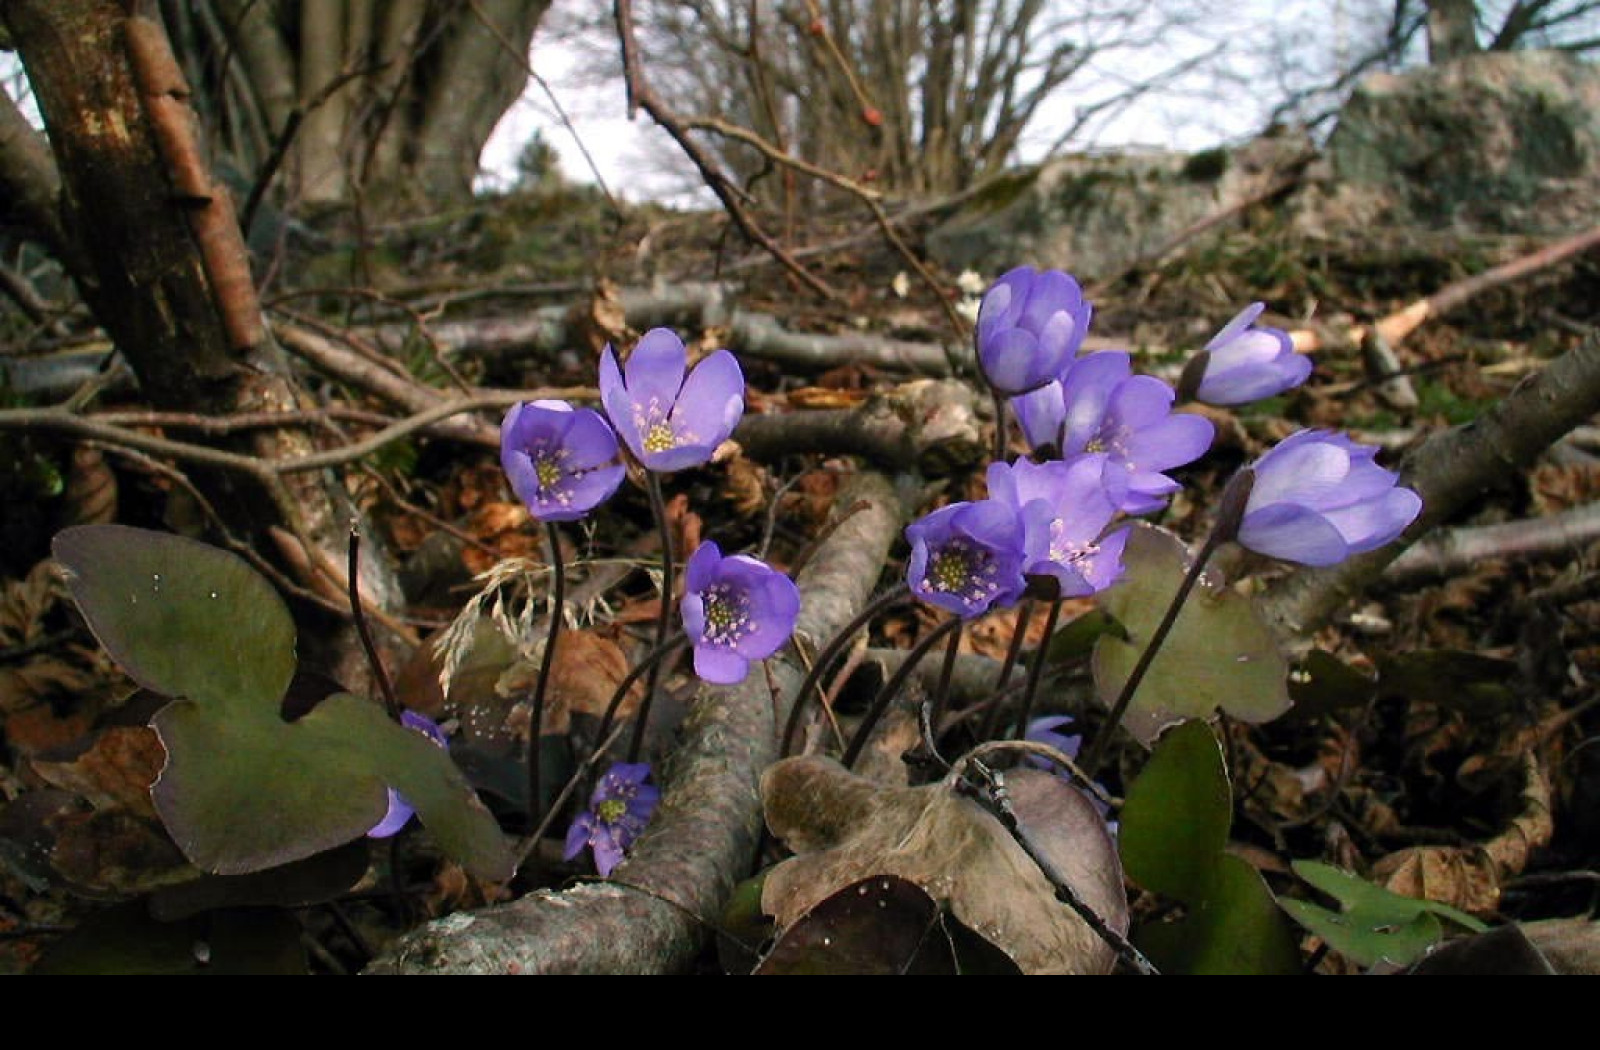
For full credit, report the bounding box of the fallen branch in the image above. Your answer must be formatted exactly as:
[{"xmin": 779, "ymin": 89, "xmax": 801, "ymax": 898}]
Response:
[
  {"xmin": 1290, "ymin": 224, "xmax": 1600, "ymax": 354},
  {"xmin": 366, "ymin": 471, "xmax": 904, "ymax": 974},
  {"xmin": 1258, "ymin": 334, "xmax": 1600, "ymax": 638},
  {"xmin": 1384, "ymin": 502, "xmax": 1600, "ymax": 584}
]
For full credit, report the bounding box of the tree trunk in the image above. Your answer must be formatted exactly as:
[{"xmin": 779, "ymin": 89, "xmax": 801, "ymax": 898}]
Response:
[
  {"xmin": 1427, "ymin": 0, "xmax": 1480, "ymax": 62},
  {"xmin": 4, "ymin": 0, "xmax": 406, "ymax": 682}
]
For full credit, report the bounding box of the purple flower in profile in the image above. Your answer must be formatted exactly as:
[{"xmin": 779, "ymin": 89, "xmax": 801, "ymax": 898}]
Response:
[
  {"xmin": 564, "ymin": 762, "xmax": 660, "ymax": 876},
  {"xmin": 1011, "ymin": 351, "xmax": 1215, "ymax": 514},
  {"xmin": 501, "ymin": 400, "xmax": 626, "ymax": 522},
  {"xmin": 975, "ymin": 267, "xmax": 1093, "ymax": 395},
  {"xmin": 1237, "ymin": 429, "xmax": 1422, "ymax": 567},
  {"xmin": 368, "ymin": 711, "xmax": 449, "ymax": 839},
  {"xmin": 1189, "ymin": 303, "xmax": 1312, "ymax": 406},
  {"xmin": 905, "ymin": 499, "xmax": 1027, "ymax": 619},
  {"xmin": 681, "ymin": 541, "xmax": 801, "ymax": 685},
  {"xmin": 986, "ymin": 455, "xmax": 1129, "ymax": 598},
  {"xmin": 599, "ymin": 328, "xmax": 744, "ymax": 472}
]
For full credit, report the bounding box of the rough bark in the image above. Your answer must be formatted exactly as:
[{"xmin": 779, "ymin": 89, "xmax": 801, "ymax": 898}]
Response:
[
  {"xmin": 5, "ymin": 1, "xmax": 406, "ymax": 671},
  {"xmin": 367, "ymin": 471, "xmax": 904, "ymax": 973},
  {"xmin": 0, "ymin": 88, "xmax": 69, "ymax": 260}
]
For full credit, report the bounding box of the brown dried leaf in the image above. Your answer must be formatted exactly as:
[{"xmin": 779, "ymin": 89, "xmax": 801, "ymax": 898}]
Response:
[
  {"xmin": 49, "ymin": 808, "xmax": 193, "ymax": 895},
  {"xmin": 59, "ymin": 445, "xmax": 117, "ymax": 528},
  {"xmin": 761, "ymin": 755, "xmax": 1127, "ymax": 974},
  {"xmin": 32, "ymin": 727, "xmax": 165, "ymax": 820},
  {"xmin": 4, "ymin": 703, "xmax": 94, "ymax": 759},
  {"xmin": 722, "ymin": 455, "xmax": 770, "ymax": 519}
]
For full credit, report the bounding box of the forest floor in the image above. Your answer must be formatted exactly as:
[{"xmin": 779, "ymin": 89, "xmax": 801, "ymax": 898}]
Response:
[{"xmin": 3, "ymin": 180, "xmax": 1599, "ymax": 973}]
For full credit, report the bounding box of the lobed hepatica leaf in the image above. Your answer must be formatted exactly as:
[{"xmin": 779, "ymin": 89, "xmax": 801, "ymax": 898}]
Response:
[
  {"xmin": 54, "ymin": 525, "xmax": 513, "ymax": 881},
  {"xmin": 1092, "ymin": 523, "xmax": 1290, "ymax": 746},
  {"xmin": 1118, "ymin": 719, "xmax": 1301, "ymax": 974},
  {"xmin": 54, "ymin": 524, "xmax": 296, "ymax": 712},
  {"xmin": 1280, "ymin": 859, "xmax": 1487, "ymax": 969}
]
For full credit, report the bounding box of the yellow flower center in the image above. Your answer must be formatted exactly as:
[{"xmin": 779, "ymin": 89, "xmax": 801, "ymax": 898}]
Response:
[
  {"xmin": 643, "ymin": 420, "xmax": 677, "ymax": 453},
  {"xmin": 597, "ymin": 799, "xmax": 628, "ymax": 824}
]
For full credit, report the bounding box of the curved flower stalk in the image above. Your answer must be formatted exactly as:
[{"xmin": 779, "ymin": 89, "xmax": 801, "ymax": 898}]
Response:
[
  {"xmin": 986, "ymin": 455, "xmax": 1129, "ymax": 598},
  {"xmin": 681, "ymin": 541, "xmax": 801, "ymax": 685},
  {"xmin": 501, "ymin": 400, "xmax": 625, "ymax": 521},
  {"xmin": 1186, "ymin": 303, "xmax": 1312, "ymax": 406},
  {"xmin": 1011, "ymin": 351, "xmax": 1215, "ymax": 514},
  {"xmin": 975, "ymin": 266, "xmax": 1094, "ymax": 396},
  {"xmin": 564, "ymin": 762, "xmax": 661, "ymax": 876},
  {"xmin": 1235, "ymin": 429, "xmax": 1423, "ymax": 566},
  {"xmin": 905, "ymin": 500, "xmax": 1027, "ymax": 619},
  {"xmin": 368, "ymin": 712, "xmax": 449, "ymax": 839},
  {"xmin": 599, "ymin": 328, "xmax": 745, "ymax": 472}
]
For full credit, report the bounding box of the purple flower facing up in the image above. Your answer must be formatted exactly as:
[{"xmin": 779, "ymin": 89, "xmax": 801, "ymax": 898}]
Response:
[
  {"xmin": 905, "ymin": 499, "xmax": 1027, "ymax": 619},
  {"xmin": 681, "ymin": 541, "xmax": 801, "ymax": 685},
  {"xmin": 1191, "ymin": 303, "xmax": 1312, "ymax": 406},
  {"xmin": 1011, "ymin": 351, "xmax": 1215, "ymax": 515},
  {"xmin": 985, "ymin": 455, "xmax": 1129, "ymax": 598},
  {"xmin": 368, "ymin": 711, "xmax": 449, "ymax": 839},
  {"xmin": 975, "ymin": 267, "xmax": 1093, "ymax": 395},
  {"xmin": 1237, "ymin": 429, "xmax": 1423, "ymax": 567},
  {"xmin": 501, "ymin": 400, "xmax": 625, "ymax": 522},
  {"xmin": 564, "ymin": 762, "xmax": 661, "ymax": 877},
  {"xmin": 599, "ymin": 328, "xmax": 744, "ymax": 472}
]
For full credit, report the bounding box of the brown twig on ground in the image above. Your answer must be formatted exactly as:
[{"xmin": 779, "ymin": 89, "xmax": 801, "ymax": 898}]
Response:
[
  {"xmin": 1259, "ymin": 333, "xmax": 1600, "ymax": 638},
  {"xmin": 1384, "ymin": 502, "xmax": 1600, "ymax": 584},
  {"xmin": 1289, "ymin": 224, "xmax": 1600, "ymax": 354},
  {"xmin": 614, "ymin": 0, "xmax": 837, "ymax": 301},
  {"xmin": 366, "ymin": 472, "xmax": 903, "ymax": 974}
]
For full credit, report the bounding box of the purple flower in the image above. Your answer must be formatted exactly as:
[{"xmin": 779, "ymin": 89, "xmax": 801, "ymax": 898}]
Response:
[
  {"xmin": 1025, "ymin": 715, "xmax": 1083, "ymax": 766},
  {"xmin": 564, "ymin": 762, "xmax": 661, "ymax": 876},
  {"xmin": 681, "ymin": 541, "xmax": 801, "ymax": 685},
  {"xmin": 501, "ymin": 400, "xmax": 626, "ymax": 522},
  {"xmin": 985, "ymin": 455, "xmax": 1128, "ymax": 597},
  {"xmin": 1191, "ymin": 303, "xmax": 1312, "ymax": 406},
  {"xmin": 905, "ymin": 499, "xmax": 1027, "ymax": 619},
  {"xmin": 1237, "ymin": 429, "xmax": 1423, "ymax": 566},
  {"xmin": 975, "ymin": 267, "xmax": 1093, "ymax": 395},
  {"xmin": 1011, "ymin": 351, "xmax": 1215, "ymax": 514},
  {"xmin": 599, "ymin": 328, "xmax": 744, "ymax": 472},
  {"xmin": 368, "ymin": 711, "xmax": 449, "ymax": 839}
]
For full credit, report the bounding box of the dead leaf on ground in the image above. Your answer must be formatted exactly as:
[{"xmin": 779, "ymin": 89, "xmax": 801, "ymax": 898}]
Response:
[
  {"xmin": 761, "ymin": 755, "xmax": 1127, "ymax": 974},
  {"xmin": 32, "ymin": 726, "xmax": 165, "ymax": 820},
  {"xmin": 1372, "ymin": 754, "xmax": 1552, "ymax": 915}
]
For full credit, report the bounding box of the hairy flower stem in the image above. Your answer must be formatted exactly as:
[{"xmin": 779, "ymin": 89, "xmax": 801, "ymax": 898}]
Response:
[
  {"xmin": 346, "ymin": 526, "xmax": 400, "ymax": 722},
  {"xmin": 841, "ymin": 616, "xmax": 962, "ymax": 770},
  {"xmin": 1080, "ymin": 528, "xmax": 1225, "ymax": 776},
  {"xmin": 527, "ymin": 521, "xmax": 565, "ymax": 829},
  {"xmin": 1012, "ymin": 596, "xmax": 1064, "ymax": 741},
  {"xmin": 629, "ymin": 472, "xmax": 676, "ymax": 763},
  {"xmin": 927, "ymin": 619, "xmax": 964, "ymax": 739},
  {"xmin": 779, "ymin": 582, "xmax": 910, "ymax": 758},
  {"xmin": 991, "ymin": 387, "xmax": 1009, "ymax": 463},
  {"xmin": 596, "ymin": 631, "xmax": 688, "ymax": 765},
  {"xmin": 980, "ymin": 599, "xmax": 1034, "ymax": 740}
]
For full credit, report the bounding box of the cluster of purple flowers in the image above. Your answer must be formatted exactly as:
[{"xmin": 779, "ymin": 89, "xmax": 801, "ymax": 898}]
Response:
[{"xmin": 907, "ymin": 267, "xmax": 1422, "ymax": 616}]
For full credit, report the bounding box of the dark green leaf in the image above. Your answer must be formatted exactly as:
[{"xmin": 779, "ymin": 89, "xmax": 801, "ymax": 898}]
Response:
[
  {"xmin": 32, "ymin": 902, "xmax": 306, "ymax": 975},
  {"xmin": 1119, "ymin": 719, "xmax": 1231, "ymax": 902},
  {"xmin": 149, "ymin": 840, "xmax": 371, "ymax": 921},
  {"xmin": 1281, "ymin": 860, "xmax": 1486, "ymax": 968},
  {"xmin": 1288, "ymin": 650, "xmax": 1376, "ymax": 719},
  {"xmin": 1119, "ymin": 719, "xmax": 1300, "ymax": 974},
  {"xmin": 1405, "ymin": 923, "xmax": 1554, "ymax": 975},
  {"xmin": 1092, "ymin": 524, "xmax": 1289, "ymax": 745},
  {"xmin": 54, "ymin": 524, "xmax": 294, "ymax": 710}
]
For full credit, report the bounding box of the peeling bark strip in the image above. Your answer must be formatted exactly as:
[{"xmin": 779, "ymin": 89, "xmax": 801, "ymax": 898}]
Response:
[
  {"xmin": 367, "ymin": 473, "xmax": 904, "ymax": 974},
  {"xmin": 124, "ymin": 14, "xmax": 262, "ymax": 352}
]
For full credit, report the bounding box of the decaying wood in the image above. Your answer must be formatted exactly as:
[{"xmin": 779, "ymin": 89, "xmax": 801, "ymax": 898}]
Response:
[
  {"xmin": 1290, "ymin": 224, "xmax": 1600, "ymax": 355},
  {"xmin": 367, "ymin": 472, "xmax": 904, "ymax": 974}
]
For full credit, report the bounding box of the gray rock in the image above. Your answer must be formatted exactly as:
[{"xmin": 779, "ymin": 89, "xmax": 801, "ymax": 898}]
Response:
[
  {"xmin": 1297, "ymin": 49, "xmax": 1600, "ymax": 237},
  {"xmin": 925, "ymin": 133, "xmax": 1312, "ymax": 283}
]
